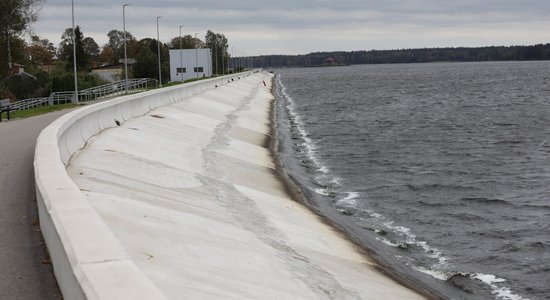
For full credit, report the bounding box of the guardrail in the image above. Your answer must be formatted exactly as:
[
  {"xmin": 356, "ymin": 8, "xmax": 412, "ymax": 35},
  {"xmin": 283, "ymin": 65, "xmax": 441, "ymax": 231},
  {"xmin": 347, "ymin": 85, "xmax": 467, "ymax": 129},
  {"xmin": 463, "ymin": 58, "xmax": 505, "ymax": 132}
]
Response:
[
  {"xmin": 34, "ymin": 71, "xmax": 259, "ymax": 299},
  {"xmin": 9, "ymin": 97, "xmax": 49, "ymax": 110},
  {"xmin": 11, "ymin": 78, "xmax": 156, "ymax": 110}
]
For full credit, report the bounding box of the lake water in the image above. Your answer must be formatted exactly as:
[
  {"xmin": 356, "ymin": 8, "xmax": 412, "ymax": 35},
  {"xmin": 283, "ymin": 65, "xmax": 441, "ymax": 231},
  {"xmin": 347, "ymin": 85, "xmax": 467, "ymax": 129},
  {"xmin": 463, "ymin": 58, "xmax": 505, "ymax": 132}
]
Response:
[{"xmin": 274, "ymin": 62, "xmax": 550, "ymax": 300}]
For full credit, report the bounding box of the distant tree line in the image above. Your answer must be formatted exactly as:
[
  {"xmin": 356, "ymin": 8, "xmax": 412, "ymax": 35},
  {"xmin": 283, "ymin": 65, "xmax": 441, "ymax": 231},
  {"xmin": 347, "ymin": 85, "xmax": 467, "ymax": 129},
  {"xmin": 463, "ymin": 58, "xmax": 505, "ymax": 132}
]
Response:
[{"xmin": 251, "ymin": 44, "xmax": 550, "ymax": 67}]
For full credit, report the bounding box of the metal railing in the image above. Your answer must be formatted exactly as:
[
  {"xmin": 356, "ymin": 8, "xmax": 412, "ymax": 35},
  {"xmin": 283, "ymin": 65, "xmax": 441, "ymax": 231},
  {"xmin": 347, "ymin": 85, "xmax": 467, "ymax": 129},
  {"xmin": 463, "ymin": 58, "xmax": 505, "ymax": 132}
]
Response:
[
  {"xmin": 77, "ymin": 78, "xmax": 154, "ymax": 102},
  {"xmin": 10, "ymin": 97, "xmax": 50, "ymax": 110},
  {"xmin": 12, "ymin": 78, "xmax": 156, "ymax": 110}
]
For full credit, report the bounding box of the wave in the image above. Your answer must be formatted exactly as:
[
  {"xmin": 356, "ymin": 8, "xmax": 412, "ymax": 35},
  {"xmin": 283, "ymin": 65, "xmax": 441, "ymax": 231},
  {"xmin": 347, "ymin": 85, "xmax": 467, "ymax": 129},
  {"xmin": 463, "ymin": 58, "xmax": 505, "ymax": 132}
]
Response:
[
  {"xmin": 336, "ymin": 191, "xmax": 359, "ymax": 206},
  {"xmin": 408, "ymin": 270, "xmax": 531, "ymax": 300},
  {"xmin": 406, "ymin": 183, "xmax": 480, "ymax": 192},
  {"xmin": 460, "ymin": 197, "xmax": 512, "ymax": 206},
  {"xmin": 492, "ymin": 140, "xmax": 524, "ymax": 145},
  {"xmin": 276, "ymin": 76, "xmax": 327, "ymax": 174},
  {"xmin": 470, "ymin": 273, "xmax": 530, "ymax": 300},
  {"xmin": 277, "ymin": 75, "xmax": 351, "ymax": 207},
  {"xmin": 520, "ymin": 204, "xmax": 550, "ymax": 211}
]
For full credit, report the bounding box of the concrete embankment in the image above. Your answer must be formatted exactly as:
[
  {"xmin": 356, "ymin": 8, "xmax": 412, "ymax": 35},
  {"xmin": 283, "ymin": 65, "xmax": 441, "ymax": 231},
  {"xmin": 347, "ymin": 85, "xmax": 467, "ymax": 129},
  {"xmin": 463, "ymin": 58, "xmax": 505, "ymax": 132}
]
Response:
[{"xmin": 35, "ymin": 71, "xmax": 425, "ymax": 299}]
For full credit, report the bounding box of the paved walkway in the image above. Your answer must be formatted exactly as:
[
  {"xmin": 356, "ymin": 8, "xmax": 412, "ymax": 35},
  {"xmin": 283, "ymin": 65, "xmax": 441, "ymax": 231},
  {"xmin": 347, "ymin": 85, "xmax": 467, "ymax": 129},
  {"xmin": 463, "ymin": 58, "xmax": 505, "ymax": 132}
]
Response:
[{"xmin": 0, "ymin": 110, "xmax": 72, "ymax": 300}]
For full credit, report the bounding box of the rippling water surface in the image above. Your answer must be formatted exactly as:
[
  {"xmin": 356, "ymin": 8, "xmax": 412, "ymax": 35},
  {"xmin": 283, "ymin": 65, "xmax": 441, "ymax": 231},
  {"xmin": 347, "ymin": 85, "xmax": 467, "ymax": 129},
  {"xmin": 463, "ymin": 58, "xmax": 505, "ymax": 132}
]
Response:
[{"xmin": 274, "ymin": 62, "xmax": 550, "ymax": 299}]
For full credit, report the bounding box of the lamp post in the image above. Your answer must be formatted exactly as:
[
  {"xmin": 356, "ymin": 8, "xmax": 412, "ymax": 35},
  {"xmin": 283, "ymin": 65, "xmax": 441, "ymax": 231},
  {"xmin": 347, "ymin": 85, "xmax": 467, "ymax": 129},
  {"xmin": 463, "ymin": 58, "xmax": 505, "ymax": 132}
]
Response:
[
  {"xmin": 123, "ymin": 3, "xmax": 130, "ymax": 92},
  {"xmin": 194, "ymin": 33, "xmax": 199, "ymax": 79},
  {"xmin": 205, "ymin": 34, "xmax": 208, "ymax": 76},
  {"xmin": 231, "ymin": 47, "xmax": 234, "ymax": 73},
  {"xmin": 71, "ymin": 0, "xmax": 78, "ymax": 103},
  {"xmin": 179, "ymin": 26, "xmax": 184, "ymax": 82},
  {"xmin": 221, "ymin": 48, "xmax": 224, "ymax": 75},
  {"xmin": 156, "ymin": 16, "xmax": 162, "ymax": 87},
  {"xmin": 214, "ymin": 40, "xmax": 218, "ymax": 76}
]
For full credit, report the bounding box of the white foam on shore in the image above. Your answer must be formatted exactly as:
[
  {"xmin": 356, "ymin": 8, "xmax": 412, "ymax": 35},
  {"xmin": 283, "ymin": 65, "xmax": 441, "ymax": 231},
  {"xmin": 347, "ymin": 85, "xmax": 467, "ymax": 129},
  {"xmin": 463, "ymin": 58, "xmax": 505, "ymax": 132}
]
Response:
[
  {"xmin": 276, "ymin": 76, "xmax": 332, "ymax": 177},
  {"xmin": 277, "ymin": 75, "xmax": 360, "ymax": 215},
  {"xmin": 356, "ymin": 206, "xmax": 450, "ymax": 268},
  {"xmin": 471, "ymin": 273, "xmax": 530, "ymax": 300},
  {"xmin": 337, "ymin": 192, "xmax": 360, "ymax": 206},
  {"xmin": 410, "ymin": 266, "xmax": 453, "ymax": 281},
  {"xmin": 384, "ymin": 221, "xmax": 448, "ymax": 266}
]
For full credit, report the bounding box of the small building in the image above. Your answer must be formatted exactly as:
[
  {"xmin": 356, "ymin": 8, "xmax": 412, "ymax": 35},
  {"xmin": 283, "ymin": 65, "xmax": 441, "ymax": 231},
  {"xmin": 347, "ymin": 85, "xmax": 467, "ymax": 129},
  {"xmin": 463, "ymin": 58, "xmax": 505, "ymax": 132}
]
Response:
[
  {"xmin": 324, "ymin": 57, "xmax": 338, "ymax": 66},
  {"xmin": 169, "ymin": 49, "xmax": 212, "ymax": 82},
  {"xmin": 92, "ymin": 59, "xmax": 135, "ymax": 83},
  {"xmin": 92, "ymin": 64, "xmax": 123, "ymax": 82},
  {"xmin": 7, "ymin": 63, "xmax": 36, "ymax": 79}
]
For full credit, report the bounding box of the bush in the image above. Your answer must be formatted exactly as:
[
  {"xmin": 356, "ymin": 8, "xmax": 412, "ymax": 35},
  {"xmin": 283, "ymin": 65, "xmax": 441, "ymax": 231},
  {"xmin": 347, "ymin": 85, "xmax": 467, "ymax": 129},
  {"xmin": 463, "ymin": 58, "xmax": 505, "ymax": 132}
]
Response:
[
  {"xmin": 3, "ymin": 71, "xmax": 51, "ymax": 99},
  {"xmin": 51, "ymin": 71, "xmax": 107, "ymax": 92}
]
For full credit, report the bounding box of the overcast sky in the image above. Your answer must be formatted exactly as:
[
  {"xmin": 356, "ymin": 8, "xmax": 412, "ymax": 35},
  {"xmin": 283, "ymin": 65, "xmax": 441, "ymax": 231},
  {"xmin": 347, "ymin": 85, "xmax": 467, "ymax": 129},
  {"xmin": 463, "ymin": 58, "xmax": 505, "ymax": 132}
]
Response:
[{"xmin": 31, "ymin": 0, "xmax": 550, "ymax": 55}]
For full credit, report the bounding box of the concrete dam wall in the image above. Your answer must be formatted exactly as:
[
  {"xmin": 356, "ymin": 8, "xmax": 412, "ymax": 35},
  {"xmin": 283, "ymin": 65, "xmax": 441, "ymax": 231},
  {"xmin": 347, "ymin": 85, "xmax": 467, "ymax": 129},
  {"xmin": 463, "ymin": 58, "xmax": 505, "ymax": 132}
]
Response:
[{"xmin": 34, "ymin": 71, "xmax": 424, "ymax": 299}]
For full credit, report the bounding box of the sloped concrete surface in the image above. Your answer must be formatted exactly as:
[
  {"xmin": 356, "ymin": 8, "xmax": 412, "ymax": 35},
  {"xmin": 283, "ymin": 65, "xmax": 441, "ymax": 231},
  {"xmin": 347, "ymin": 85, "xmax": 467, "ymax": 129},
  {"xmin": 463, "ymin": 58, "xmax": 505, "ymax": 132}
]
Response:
[
  {"xmin": 34, "ymin": 74, "xmax": 250, "ymax": 299},
  {"xmin": 61, "ymin": 73, "xmax": 425, "ymax": 299}
]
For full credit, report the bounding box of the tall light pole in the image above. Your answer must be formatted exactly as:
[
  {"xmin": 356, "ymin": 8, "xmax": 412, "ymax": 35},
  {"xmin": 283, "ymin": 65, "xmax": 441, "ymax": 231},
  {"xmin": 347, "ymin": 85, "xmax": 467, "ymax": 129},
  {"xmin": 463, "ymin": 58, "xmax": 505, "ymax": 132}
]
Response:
[
  {"xmin": 221, "ymin": 48, "xmax": 224, "ymax": 75},
  {"xmin": 214, "ymin": 40, "xmax": 218, "ymax": 76},
  {"xmin": 205, "ymin": 34, "xmax": 212, "ymax": 78},
  {"xmin": 71, "ymin": 0, "xmax": 78, "ymax": 103},
  {"xmin": 123, "ymin": 3, "xmax": 130, "ymax": 92},
  {"xmin": 231, "ymin": 47, "xmax": 234, "ymax": 73},
  {"xmin": 179, "ymin": 26, "xmax": 184, "ymax": 82},
  {"xmin": 194, "ymin": 33, "xmax": 199, "ymax": 79},
  {"xmin": 156, "ymin": 16, "xmax": 162, "ymax": 87}
]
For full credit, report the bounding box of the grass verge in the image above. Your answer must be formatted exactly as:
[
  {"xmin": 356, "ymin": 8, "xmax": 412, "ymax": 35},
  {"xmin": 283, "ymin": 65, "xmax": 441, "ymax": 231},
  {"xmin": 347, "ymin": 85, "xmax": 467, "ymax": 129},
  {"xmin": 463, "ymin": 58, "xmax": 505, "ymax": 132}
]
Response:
[{"xmin": 10, "ymin": 103, "xmax": 79, "ymax": 119}]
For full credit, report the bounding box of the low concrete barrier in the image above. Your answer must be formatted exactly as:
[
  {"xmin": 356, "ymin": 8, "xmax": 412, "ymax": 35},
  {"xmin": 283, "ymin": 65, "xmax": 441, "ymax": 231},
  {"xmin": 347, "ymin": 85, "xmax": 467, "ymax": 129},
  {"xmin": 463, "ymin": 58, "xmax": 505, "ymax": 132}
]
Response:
[{"xmin": 34, "ymin": 72, "xmax": 257, "ymax": 299}]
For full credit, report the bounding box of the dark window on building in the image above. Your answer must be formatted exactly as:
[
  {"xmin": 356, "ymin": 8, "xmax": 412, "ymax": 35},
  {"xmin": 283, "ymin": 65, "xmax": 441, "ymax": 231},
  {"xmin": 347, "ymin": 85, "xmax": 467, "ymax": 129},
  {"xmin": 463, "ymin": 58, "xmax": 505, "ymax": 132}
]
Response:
[
  {"xmin": 176, "ymin": 67, "xmax": 186, "ymax": 73},
  {"xmin": 194, "ymin": 67, "xmax": 204, "ymax": 73}
]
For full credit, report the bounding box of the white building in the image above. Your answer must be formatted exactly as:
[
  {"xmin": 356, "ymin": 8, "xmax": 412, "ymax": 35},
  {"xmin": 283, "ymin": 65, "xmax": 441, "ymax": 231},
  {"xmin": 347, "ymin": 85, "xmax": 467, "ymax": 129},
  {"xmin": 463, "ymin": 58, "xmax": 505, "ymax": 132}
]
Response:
[{"xmin": 169, "ymin": 49, "xmax": 212, "ymax": 82}]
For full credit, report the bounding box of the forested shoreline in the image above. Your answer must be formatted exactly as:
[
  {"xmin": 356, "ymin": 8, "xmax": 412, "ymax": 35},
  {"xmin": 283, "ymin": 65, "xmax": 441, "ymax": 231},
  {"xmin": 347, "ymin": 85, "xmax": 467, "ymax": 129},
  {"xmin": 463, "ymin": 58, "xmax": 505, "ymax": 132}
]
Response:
[{"xmin": 252, "ymin": 44, "xmax": 550, "ymax": 67}]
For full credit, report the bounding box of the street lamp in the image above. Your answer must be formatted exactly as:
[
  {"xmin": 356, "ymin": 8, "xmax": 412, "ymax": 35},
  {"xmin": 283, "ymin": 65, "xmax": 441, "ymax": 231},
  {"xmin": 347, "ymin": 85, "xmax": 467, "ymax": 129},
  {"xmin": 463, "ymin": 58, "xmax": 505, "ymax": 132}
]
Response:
[
  {"xmin": 179, "ymin": 26, "xmax": 184, "ymax": 82},
  {"xmin": 123, "ymin": 3, "xmax": 130, "ymax": 92},
  {"xmin": 194, "ymin": 33, "xmax": 200, "ymax": 78},
  {"xmin": 205, "ymin": 34, "xmax": 212, "ymax": 78},
  {"xmin": 71, "ymin": 0, "xmax": 78, "ymax": 103},
  {"xmin": 221, "ymin": 48, "xmax": 224, "ymax": 75},
  {"xmin": 157, "ymin": 16, "xmax": 162, "ymax": 87},
  {"xmin": 214, "ymin": 40, "xmax": 218, "ymax": 76},
  {"xmin": 231, "ymin": 47, "xmax": 234, "ymax": 73}
]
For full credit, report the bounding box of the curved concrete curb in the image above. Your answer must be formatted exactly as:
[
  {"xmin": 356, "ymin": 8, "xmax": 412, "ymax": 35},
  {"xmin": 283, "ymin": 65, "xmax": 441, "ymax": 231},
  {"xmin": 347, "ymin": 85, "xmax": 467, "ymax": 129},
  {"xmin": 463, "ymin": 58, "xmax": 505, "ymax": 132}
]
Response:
[{"xmin": 34, "ymin": 72, "xmax": 257, "ymax": 300}]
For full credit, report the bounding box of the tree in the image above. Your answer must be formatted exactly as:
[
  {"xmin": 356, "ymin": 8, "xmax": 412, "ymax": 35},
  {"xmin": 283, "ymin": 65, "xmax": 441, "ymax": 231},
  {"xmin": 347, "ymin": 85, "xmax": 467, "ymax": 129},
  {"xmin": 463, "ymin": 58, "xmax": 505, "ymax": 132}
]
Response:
[
  {"xmin": 58, "ymin": 26, "xmax": 91, "ymax": 71},
  {"xmin": 133, "ymin": 46, "xmax": 156, "ymax": 79},
  {"xmin": 205, "ymin": 30, "xmax": 229, "ymax": 75},
  {"xmin": 82, "ymin": 37, "xmax": 99, "ymax": 65},
  {"xmin": 106, "ymin": 29, "xmax": 136, "ymax": 63},
  {"xmin": 26, "ymin": 35, "xmax": 55, "ymax": 66},
  {"xmin": 97, "ymin": 45, "xmax": 116, "ymax": 66},
  {"xmin": 133, "ymin": 38, "xmax": 169, "ymax": 82},
  {"xmin": 170, "ymin": 34, "xmax": 203, "ymax": 49},
  {"xmin": 0, "ymin": 0, "xmax": 43, "ymax": 76}
]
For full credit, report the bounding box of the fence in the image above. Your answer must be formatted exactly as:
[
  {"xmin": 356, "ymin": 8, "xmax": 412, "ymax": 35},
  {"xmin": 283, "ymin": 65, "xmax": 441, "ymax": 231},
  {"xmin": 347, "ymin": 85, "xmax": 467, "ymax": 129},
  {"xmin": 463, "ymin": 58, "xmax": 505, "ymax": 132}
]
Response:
[
  {"xmin": 10, "ymin": 97, "xmax": 50, "ymax": 110},
  {"xmin": 11, "ymin": 78, "xmax": 156, "ymax": 110}
]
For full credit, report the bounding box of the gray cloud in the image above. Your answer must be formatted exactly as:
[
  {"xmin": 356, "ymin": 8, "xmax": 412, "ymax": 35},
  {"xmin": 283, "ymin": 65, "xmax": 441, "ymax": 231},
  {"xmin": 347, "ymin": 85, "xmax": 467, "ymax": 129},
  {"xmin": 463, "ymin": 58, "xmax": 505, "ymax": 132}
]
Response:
[{"xmin": 32, "ymin": 0, "xmax": 550, "ymax": 55}]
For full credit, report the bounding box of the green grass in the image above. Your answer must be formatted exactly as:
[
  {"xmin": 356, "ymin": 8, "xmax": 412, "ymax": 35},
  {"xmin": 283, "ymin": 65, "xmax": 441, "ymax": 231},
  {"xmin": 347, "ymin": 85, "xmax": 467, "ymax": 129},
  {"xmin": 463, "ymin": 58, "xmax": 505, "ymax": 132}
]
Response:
[
  {"xmin": 10, "ymin": 103, "xmax": 79, "ymax": 119},
  {"xmin": 183, "ymin": 77, "xmax": 205, "ymax": 83},
  {"xmin": 161, "ymin": 81, "xmax": 185, "ymax": 87}
]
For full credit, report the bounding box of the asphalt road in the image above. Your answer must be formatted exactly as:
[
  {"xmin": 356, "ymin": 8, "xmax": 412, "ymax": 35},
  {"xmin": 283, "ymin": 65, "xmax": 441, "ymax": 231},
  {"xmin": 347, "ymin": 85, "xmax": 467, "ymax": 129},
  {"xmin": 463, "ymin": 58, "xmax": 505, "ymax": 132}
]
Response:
[{"xmin": 0, "ymin": 110, "xmax": 72, "ymax": 300}]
